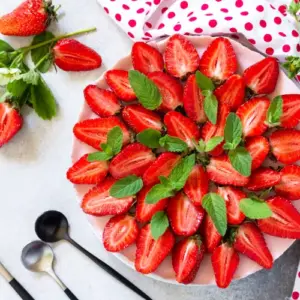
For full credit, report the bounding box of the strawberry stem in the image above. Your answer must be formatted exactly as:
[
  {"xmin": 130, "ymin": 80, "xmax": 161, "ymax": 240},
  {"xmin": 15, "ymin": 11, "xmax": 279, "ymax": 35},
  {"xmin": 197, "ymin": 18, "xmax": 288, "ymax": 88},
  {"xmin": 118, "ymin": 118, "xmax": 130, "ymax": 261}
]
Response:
[
  {"xmin": 18, "ymin": 27, "xmax": 97, "ymax": 52},
  {"xmin": 54, "ymin": 4, "xmax": 62, "ymax": 13},
  {"xmin": 34, "ymin": 53, "xmax": 51, "ymax": 70}
]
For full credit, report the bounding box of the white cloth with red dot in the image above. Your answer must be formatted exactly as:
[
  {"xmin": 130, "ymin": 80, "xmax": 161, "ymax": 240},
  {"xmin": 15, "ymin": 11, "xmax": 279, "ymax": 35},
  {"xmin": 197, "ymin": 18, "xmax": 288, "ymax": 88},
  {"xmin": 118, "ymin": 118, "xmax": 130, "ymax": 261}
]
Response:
[{"xmin": 98, "ymin": 0, "xmax": 300, "ymax": 296}]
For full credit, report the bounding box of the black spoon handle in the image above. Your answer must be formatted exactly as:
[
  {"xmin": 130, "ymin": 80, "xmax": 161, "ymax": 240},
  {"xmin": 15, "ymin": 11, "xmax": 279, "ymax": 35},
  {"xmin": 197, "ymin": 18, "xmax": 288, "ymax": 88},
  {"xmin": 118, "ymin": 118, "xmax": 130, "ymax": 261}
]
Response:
[
  {"xmin": 64, "ymin": 288, "xmax": 79, "ymax": 300},
  {"xmin": 67, "ymin": 238, "xmax": 152, "ymax": 300},
  {"xmin": 9, "ymin": 279, "xmax": 35, "ymax": 300}
]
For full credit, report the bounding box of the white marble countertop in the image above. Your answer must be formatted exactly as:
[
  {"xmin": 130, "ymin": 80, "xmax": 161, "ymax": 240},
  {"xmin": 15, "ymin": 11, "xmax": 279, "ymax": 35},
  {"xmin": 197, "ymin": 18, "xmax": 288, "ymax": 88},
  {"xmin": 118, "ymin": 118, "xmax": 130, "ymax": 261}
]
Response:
[{"xmin": 0, "ymin": 1, "xmax": 299, "ymax": 300}]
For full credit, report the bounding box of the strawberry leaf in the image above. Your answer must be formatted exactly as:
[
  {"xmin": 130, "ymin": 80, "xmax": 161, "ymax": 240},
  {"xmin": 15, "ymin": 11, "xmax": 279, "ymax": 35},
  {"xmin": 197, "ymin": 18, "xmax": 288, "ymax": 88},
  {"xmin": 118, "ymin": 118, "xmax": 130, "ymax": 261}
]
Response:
[
  {"xmin": 224, "ymin": 113, "xmax": 242, "ymax": 150},
  {"xmin": 229, "ymin": 146, "xmax": 252, "ymax": 177},
  {"xmin": 198, "ymin": 139, "xmax": 206, "ymax": 152},
  {"xmin": 169, "ymin": 154, "xmax": 195, "ymax": 190},
  {"xmin": 0, "ymin": 39, "xmax": 14, "ymax": 52},
  {"xmin": 129, "ymin": 70, "xmax": 161, "ymax": 110},
  {"xmin": 202, "ymin": 193, "xmax": 227, "ymax": 236},
  {"xmin": 87, "ymin": 152, "xmax": 112, "ymax": 162},
  {"xmin": 203, "ymin": 90, "xmax": 218, "ymax": 125},
  {"xmin": 195, "ymin": 70, "xmax": 215, "ymax": 91},
  {"xmin": 266, "ymin": 96, "xmax": 283, "ymax": 126},
  {"xmin": 31, "ymin": 32, "xmax": 55, "ymax": 73},
  {"xmin": 146, "ymin": 184, "xmax": 174, "ymax": 204},
  {"xmin": 205, "ymin": 136, "xmax": 224, "ymax": 152},
  {"xmin": 136, "ymin": 129, "xmax": 161, "ymax": 149},
  {"xmin": 159, "ymin": 135, "xmax": 188, "ymax": 152},
  {"xmin": 150, "ymin": 211, "xmax": 169, "ymax": 240},
  {"xmin": 239, "ymin": 198, "xmax": 272, "ymax": 219},
  {"xmin": 107, "ymin": 126, "xmax": 123, "ymax": 155},
  {"xmin": 110, "ymin": 175, "xmax": 143, "ymax": 198}
]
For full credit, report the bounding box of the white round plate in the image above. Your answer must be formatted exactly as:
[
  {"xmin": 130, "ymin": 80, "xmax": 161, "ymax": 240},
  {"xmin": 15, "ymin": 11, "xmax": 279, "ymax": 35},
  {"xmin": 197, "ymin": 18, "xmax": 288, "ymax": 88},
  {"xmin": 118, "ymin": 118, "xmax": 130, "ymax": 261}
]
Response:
[{"xmin": 71, "ymin": 35, "xmax": 300, "ymax": 285}]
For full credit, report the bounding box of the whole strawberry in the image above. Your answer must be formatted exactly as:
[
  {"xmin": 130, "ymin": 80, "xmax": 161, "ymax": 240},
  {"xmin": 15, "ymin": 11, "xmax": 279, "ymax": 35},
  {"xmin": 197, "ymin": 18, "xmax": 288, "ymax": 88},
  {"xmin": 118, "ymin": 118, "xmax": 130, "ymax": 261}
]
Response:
[{"xmin": 0, "ymin": 0, "xmax": 58, "ymax": 36}]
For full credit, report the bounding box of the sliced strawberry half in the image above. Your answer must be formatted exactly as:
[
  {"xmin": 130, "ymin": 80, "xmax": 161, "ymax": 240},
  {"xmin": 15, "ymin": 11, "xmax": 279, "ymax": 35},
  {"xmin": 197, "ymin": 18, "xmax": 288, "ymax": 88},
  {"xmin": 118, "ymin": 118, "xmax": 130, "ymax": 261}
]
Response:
[
  {"xmin": 164, "ymin": 34, "xmax": 200, "ymax": 78},
  {"xmin": 183, "ymin": 74, "xmax": 206, "ymax": 123},
  {"xmin": 269, "ymin": 129, "xmax": 300, "ymax": 164},
  {"xmin": 199, "ymin": 37, "xmax": 238, "ymax": 82},
  {"xmin": 247, "ymin": 167, "xmax": 281, "ymax": 191},
  {"xmin": 275, "ymin": 165, "xmax": 300, "ymax": 200},
  {"xmin": 167, "ymin": 192, "xmax": 205, "ymax": 236},
  {"xmin": 135, "ymin": 224, "xmax": 175, "ymax": 274},
  {"xmin": 212, "ymin": 243, "xmax": 239, "ymax": 289},
  {"xmin": 236, "ymin": 97, "xmax": 270, "ymax": 137},
  {"xmin": 121, "ymin": 104, "xmax": 163, "ymax": 133},
  {"xmin": 143, "ymin": 152, "xmax": 181, "ymax": 186},
  {"xmin": 148, "ymin": 71, "xmax": 183, "ymax": 112},
  {"xmin": 245, "ymin": 136, "xmax": 270, "ymax": 170},
  {"xmin": 105, "ymin": 70, "xmax": 136, "ymax": 102},
  {"xmin": 207, "ymin": 155, "xmax": 250, "ymax": 187},
  {"xmin": 81, "ymin": 177, "xmax": 134, "ymax": 216},
  {"xmin": 243, "ymin": 57, "xmax": 279, "ymax": 95},
  {"xmin": 0, "ymin": 102, "xmax": 22, "ymax": 147},
  {"xmin": 217, "ymin": 186, "xmax": 246, "ymax": 225},
  {"xmin": 136, "ymin": 185, "xmax": 169, "ymax": 223},
  {"xmin": 201, "ymin": 214, "xmax": 222, "ymax": 253},
  {"xmin": 172, "ymin": 235, "xmax": 205, "ymax": 284},
  {"xmin": 233, "ymin": 222, "xmax": 273, "ymax": 269},
  {"xmin": 131, "ymin": 42, "xmax": 164, "ymax": 74},
  {"xmin": 53, "ymin": 39, "xmax": 102, "ymax": 71},
  {"xmin": 109, "ymin": 143, "xmax": 156, "ymax": 179},
  {"xmin": 164, "ymin": 111, "xmax": 201, "ymax": 149},
  {"xmin": 201, "ymin": 104, "xmax": 230, "ymax": 156},
  {"xmin": 84, "ymin": 85, "xmax": 121, "ymax": 117},
  {"xmin": 214, "ymin": 74, "xmax": 245, "ymax": 111},
  {"xmin": 257, "ymin": 196, "xmax": 300, "ymax": 239},
  {"xmin": 183, "ymin": 164, "xmax": 209, "ymax": 206},
  {"xmin": 73, "ymin": 116, "xmax": 130, "ymax": 150},
  {"xmin": 280, "ymin": 94, "xmax": 300, "ymax": 128},
  {"xmin": 67, "ymin": 154, "xmax": 108, "ymax": 184},
  {"xmin": 103, "ymin": 214, "xmax": 139, "ymax": 252}
]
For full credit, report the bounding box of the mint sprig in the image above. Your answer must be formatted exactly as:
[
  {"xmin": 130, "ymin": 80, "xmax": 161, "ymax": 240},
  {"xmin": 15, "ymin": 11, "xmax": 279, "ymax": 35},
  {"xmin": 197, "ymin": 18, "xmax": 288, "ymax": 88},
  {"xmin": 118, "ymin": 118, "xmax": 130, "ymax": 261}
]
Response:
[
  {"xmin": 110, "ymin": 175, "xmax": 143, "ymax": 198},
  {"xmin": 239, "ymin": 198, "xmax": 272, "ymax": 219},
  {"xmin": 150, "ymin": 211, "xmax": 169, "ymax": 240},
  {"xmin": 202, "ymin": 193, "xmax": 227, "ymax": 236},
  {"xmin": 195, "ymin": 70, "xmax": 215, "ymax": 91},
  {"xmin": 288, "ymin": 1, "xmax": 300, "ymax": 20},
  {"xmin": 88, "ymin": 126, "xmax": 123, "ymax": 162},
  {"xmin": 229, "ymin": 146, "xmax": 252, "ymax": 177},
  {"xmin": 137, "ymin": 129, "xmax": 188, "ymax": 152},
  {"xmin": 146, "ymin": 154, "xmax": 195, "ymax": 204},
  {"xmin": 129, "ymin": 70, "xmax": 162, "ymax": 110},
  {"xmin": 223, "ymin": 113, "xmax": 242, "ymax": 150},
  {"xmin": 266, "ymin": 96, "xmax": 283, "ymax": 126},
  {"xmin": 282, "ymin": 56, "xmax": 300, "ymax": 79},
  {"xmin": 197, "ymin": 137, "xmax": 224, "ymax": 153}
]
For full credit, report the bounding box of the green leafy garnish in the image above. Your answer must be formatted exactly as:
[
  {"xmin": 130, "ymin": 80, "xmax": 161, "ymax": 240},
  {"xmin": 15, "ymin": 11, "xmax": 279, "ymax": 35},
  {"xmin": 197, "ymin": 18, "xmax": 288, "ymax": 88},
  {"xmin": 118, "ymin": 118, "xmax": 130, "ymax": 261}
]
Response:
[
  {"xmin": 282, "ymin": 56, "xmax": 300, "ymax": 79},
  {"xmin": 229, "ymin": 146, "xmax": 252, "ymax": 177},
  {"xmin": 195, "ymin": 70, "xmax": 215, "ymax": 91},
  {"xmin": 223, "ymin": 113, "xmax": 242, "ymax": 150},
  {"xmin": 159, "ymin": 135, "xmax": 188, "ymax": 152},
  {"xmin": 239, "ymin": 198, "xmax": 272, "ymax": 219},
  {"xmin": 204, "ymin": 136, "xmax": 224, "ymax": 152},
  {"xmin": 110, "ymin": 175, "xmax": 143, "ymax": 198},
  {"xmin": 266, "ymin": 96, "xmax": 283, "ymax": 126},
  {"xmin": 203, "ymin": 90, "xmax": 218, "ymax": 125},
  {"xmin": 136, "ymin": 129, "xmax": 161, "ymax": 149},
  {"xmin": 150, "ymin": 211, "xmax": 169, "ymax": 240}
]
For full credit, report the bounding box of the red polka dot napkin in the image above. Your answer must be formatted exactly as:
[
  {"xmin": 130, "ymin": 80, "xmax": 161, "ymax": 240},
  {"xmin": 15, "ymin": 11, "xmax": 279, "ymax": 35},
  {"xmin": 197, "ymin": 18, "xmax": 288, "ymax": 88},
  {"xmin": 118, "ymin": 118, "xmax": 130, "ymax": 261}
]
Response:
[{"xmin": 98, "ymin": 0, "xmax": 299, "ymax": 61}]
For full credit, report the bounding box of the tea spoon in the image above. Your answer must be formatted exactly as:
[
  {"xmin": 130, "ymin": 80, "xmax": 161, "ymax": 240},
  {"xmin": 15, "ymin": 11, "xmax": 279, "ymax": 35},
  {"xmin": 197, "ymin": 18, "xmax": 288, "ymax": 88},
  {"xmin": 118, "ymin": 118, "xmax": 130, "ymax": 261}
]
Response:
[
  {"xmin": 34, "ymin": 210, "xmax": 151, "ymax": 300},
  {"xmin": 21, "ymin": 241, "xmax": 78, "ymax": 300}
]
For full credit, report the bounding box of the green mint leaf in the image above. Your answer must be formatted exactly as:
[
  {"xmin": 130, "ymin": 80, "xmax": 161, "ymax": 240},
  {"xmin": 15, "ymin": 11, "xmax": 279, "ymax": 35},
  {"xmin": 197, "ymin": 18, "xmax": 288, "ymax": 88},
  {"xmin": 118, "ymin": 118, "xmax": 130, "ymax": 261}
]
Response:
[
  {"xmin": 101, "ymin": 143, "xmax": 113, "ymax": 156},
  {"xmin": 110, "ymin": 175, "xmax": 143, "ymax": 198},
  {"xmin": 198, "ymin": 139, "xmax": 206, "ymax": 152},
  {"xmin": 87, "ymin": 152, "xmax": 112, "ymax": 162},
  {"xmin": 223, "ymin": 142, "xmax": 235, "ymax": 150},
  {"xmin": 229, "ymin": 147, "xmax": 252, "ymax": 177},
  {"xmin": 150, "ymin": 211, "xmax": 169, "ymax": 240},
  {"xmin": 282, "ymin": 56, "xmax": 300, "ymax": 79},
  {"xmin": 195, "ymin": 70, "xmax": 215, "ymax": 91},
  {"xmin": 224, "ymin": 113, "xmax": 242, "ymax": 149},
  {"xmin": 7, "ymin": 79, "xmax": 28, "ymax": 98},
  {"xmin": 205, "ymin": 136, "xmax": 224, "ymax": 152},
  {"xmin": 266, "ymin": 96, "xmax": 283, "ymax": 126},
  {"xmin": 129, "ymin": 70, "xmax": 161, "ymax": 110},
  {"xmin": 202, "ymin": 193, "xmax": 227, "ymax": 236},
  {"xmin": 136, "ymin": 129, "xmax": 161, "ymax": 149},
  {"xmin": 31, "ymin": 32, "xmax": 55, "ymax": 73},
  {"xmin": 289, "ymin": 1, "xmax": 300, "ymax": 18},
  {"xmin": 107, "ymin": 126, "xmax": 123, "ymax": 155},
  {"xmin": 203, "ymin": 90, "xmax": 218, "ymax": 125},
  {"xmin": 169, "ymin": 154, "xmax": 195, "ymax": 190},
  {"xmin": 0, "ymin": 40, "xmax": 14, "ymax": 52},
  {"xmin": 159, "ymin": 135, "xmax": 188, "ymax": 152},
  {"xmin": 30, "ymin": 77, "xmax": 57, "ymax": 120},
  {"xmin": 159, "ymin": 176, "xmax": 173, "ymax": 188},
  {"xmin": 239, "ymin": 198, "xmax": 272, "ymax": 219},
  {"xmin": 146, "ymin": 184, "xmax": 174, "ymax": 204},
  {"xmin": 18, "ymin": 70, "xmax": 40, "ymax": 85}
]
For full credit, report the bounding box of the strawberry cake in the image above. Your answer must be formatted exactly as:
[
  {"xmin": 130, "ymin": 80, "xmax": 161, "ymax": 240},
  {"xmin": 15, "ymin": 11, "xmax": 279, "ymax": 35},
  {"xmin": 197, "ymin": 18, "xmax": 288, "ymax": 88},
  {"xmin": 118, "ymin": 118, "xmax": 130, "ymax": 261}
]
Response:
[{"xmin": 68, "ymin": 35, "xmax": 300, "ymax": 287}]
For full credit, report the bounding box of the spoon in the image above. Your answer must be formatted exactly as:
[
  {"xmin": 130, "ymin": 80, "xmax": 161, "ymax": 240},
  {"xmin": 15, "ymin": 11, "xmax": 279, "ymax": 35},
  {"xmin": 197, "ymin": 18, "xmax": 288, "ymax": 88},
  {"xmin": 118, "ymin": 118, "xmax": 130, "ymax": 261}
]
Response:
[
  {"xmin": 35, "ymin": 210, "xmax": 151, "ymax": 300},
  {"xmin": 21, "ymin": 241, "xmax": 78, "ymax": 300}
]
